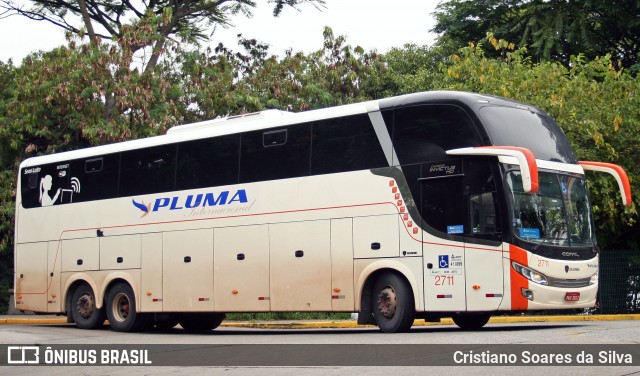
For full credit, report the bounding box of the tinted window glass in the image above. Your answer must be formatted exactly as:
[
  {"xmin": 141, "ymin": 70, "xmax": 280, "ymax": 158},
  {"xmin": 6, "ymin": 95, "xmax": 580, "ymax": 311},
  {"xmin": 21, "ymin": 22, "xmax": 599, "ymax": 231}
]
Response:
[
  {"xmin": 177, "ymin": 135, "xmax": 240, "ymax": 190},
  {"xmin": 479, "ymin": 106, "xmax": 577, "ymax": 163},
  {"xmin": 420, "ymin": 161, "xmax": 465, "ymax": 235},
  {"xmin": 263, "ymin": 129, "xmax": 287, "ymax": 146},
  {"xmin": 73, "ymin": 154, "xmax": 120, "ymax": 202},
  {"xmin": 20, "ymin": 162, "xmax": 70, "ymax": 208},
  {"xmin": 464, "ymin": 159, "xmax": 501, "ymax": 241},
  {"xmin": 120, "ymin": 144, "xmax": 176, "ymax": 196},
  {"xmin": 419, "ymin": 158, "xmax": 500, "ymax": 241},
  {"xmin": 393, "ymin": 105, "xmax": 482, "ymax": 165},
  {"xmin": 240, "ymin": 124, "xmax": 311, "ymax": 183},
  {"xmin": 311, "ymin": 114, "xmax": 387, "ymax": 174}
]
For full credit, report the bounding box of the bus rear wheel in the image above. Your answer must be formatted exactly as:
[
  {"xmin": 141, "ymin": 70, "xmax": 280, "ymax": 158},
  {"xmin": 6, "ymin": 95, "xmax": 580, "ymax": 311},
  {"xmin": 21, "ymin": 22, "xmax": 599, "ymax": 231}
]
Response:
[
  {"xmin": 105, "ymin": 282, "xmax": 148, "ymax": 332},
  {"xmin": 179, "ymin": 313, "xmax": 226, "ymax": 332},
  {"xmin": 153, "ymin": 313, "xmax": 179, "ymax": 330},
  {"xmin": 452, "ymin": 313, "xmax": 491, "ymax": 330},
  {"xmin": 70, "ymin": 282, "xmax": 106, "ymax": 329},
  {"xmin": 372, "ymin": 272, "xmax": 415, "ymax": 333}
]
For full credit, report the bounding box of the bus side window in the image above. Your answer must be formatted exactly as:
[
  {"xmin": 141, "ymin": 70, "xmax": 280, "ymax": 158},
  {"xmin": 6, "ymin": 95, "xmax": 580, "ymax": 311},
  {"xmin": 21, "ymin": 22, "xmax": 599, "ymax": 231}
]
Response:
[
  {"xmin": 464, "ymin": 159, "xmax": 501, "ymax": 241},
  {"xmin": 420, "ymin": 166, "xmax": 466, "ymax": 236},
  {"xmin": 119, "ymin": 144, "xmax": 176, "ymax": 196},
  {"xmin": 311, "ymin": 114, "xmax": 387, "ymax": 175},
  {"xmin": 73, "ymin": 154, "xmax": 120, "ymax": 202},
  {"xmin": 20, "ymin": 169, "xmax": 43, "ymax": 208},
  {"xmin": 239, "ymin": 124, "xmax": 311, "ymax": 183},
  {"xmin": 177, "ymin": 134, "xmax": 240, "ymax": 190},
  {"xmin": 392, "ymin": 104, "xmax": 482, "ymax": 166}
]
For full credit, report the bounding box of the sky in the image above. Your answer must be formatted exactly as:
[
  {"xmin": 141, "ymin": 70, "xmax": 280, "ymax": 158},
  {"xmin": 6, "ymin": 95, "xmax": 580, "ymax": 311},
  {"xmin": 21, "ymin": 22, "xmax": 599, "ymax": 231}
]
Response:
[{"xmin": 0, "ymin": 0, "xmax": 441, "ymax": 64}]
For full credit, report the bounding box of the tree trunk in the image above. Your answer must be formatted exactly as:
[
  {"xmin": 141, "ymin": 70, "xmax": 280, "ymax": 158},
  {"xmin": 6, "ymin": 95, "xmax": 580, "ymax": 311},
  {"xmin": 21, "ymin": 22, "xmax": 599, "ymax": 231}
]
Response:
[
  {"xmin": 144, "ymin": 36, "xmax": 167, "ymax": 74},
  {"xmin": 78, "ymin": 0, "xmax": 98, "ymax": 45}
]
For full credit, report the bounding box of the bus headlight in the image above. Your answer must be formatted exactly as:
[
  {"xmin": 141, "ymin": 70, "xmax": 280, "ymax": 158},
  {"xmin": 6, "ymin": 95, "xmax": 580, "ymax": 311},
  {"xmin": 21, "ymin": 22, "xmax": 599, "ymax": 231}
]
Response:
[
  {"xmin": 512, "ymin": 261, "xmax": 548, "ymax": 285},
  {"xmin": 590, "ymin": 271, "xmax": 598, "ymax": 285}
]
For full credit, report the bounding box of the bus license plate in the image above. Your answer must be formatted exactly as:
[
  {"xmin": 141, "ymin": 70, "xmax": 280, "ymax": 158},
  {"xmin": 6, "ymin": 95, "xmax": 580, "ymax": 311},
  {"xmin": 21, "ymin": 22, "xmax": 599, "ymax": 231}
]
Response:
[{"xmin": 565, "ymin": 292, "xmax": 580, "ymax": 301}]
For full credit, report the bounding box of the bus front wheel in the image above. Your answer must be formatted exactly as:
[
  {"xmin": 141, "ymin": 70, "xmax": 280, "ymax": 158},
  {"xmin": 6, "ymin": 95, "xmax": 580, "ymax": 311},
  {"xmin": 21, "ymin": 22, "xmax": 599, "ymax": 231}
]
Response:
[
  {"xmin": 452, "ymin": 313, "xmax": 491, "ymax": 330},
  {"xmin": 372, "ymin": 272, "xmax": 415, "ymax": 333},
  {"xmin": 105, "ymin": 282, "xmax": 148, "ymax": 332},
  {"xmin": 70, "ymin": 282, "xmax": 106, "ymax": 329}
]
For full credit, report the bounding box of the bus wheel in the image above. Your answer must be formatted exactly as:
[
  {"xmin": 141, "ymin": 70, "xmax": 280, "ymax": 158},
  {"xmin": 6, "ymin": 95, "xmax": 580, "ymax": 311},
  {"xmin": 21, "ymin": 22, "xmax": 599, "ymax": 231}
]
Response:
[
  {"xmin": 179, "ymin": 313, "xmax": 226, "ymax": 332},
  {"xmin": 105, "ymin": 282, "xmax": 147, "ymax": 332},
  {"xmin": 153, "ymin": 313, "xmax": 179, "ymax": 330},
  {"xmin": 452, "ymin": 313, "xmax": 491, "ymax": 330},
  {"xmin": 70, "ymin": 283, "xmax": 106, "ymax": 329},
  {"xmin": 372, "ymin": 273, "xmax": 415, "ymax": 333}
]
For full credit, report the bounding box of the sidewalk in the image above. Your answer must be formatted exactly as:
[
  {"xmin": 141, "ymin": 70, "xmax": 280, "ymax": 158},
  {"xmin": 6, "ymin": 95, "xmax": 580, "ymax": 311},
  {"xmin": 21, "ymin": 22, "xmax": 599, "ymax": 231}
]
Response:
[{"xmin": 2, "ymin": 314, "xmax": 640, "ymax": 328}]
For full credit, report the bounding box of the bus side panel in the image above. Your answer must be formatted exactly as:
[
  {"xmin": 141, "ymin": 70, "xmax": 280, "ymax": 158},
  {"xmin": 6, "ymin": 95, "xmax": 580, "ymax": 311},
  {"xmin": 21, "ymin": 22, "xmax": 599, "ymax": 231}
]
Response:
[
  {"xmin": 140, "ymin": 233, "xmax": 163, "ymax": 312},
  {"xmin": 214, "ymin": 225, "xmax": 271, "ymax": 312},
  {"xmin": 61, "ymin": 238, "xmax": 100, "ymax": 272},
  {"xmin": 353, "ymin": 215, "xmax": 400, "ymax": 259},
  {"xmin": 100, "ymin": 235, "xmax": 141, "ymax": 270},
  {"xmin": 423, "ymin": 240, "xmax": 466, "ymax": 311},
  {"xmin": 464, "ymin": 243, "xmax": 504, "ymax": 311},
  {"xmin": 15, "ymin": 242, "xmax": 48, "ymax": 312},
  {"xmin": 330, "ymin": 218, "xmax": 354, "ymax": 311},
  {"xmin": 162, "ymin": 229, "xmax": 214, "ymax": 312},
  {"xmin": 47, "ymin": 241, "xmax": 62, "ymax": 312},
  {"xmin": 269, "ymin": 221, "xmax": 331, "ymax": 311}
]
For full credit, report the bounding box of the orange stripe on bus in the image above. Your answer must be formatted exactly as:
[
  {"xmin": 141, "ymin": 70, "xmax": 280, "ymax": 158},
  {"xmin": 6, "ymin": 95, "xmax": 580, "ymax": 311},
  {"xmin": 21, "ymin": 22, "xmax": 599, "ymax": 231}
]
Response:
[{"xmin": 509, "ymin": 244, "xmax": 529, "ymax": 310}]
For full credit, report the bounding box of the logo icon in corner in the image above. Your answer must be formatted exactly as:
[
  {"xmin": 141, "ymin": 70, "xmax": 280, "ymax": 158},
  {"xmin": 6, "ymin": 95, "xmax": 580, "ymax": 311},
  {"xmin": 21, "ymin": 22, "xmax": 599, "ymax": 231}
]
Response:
[
  {"xmin": 132, "ymin": 199, "xmax": 151, "ymax": 218},
  {"xmin": 564, "ymin": 265, "xmax": 570, "ymax": 273}
]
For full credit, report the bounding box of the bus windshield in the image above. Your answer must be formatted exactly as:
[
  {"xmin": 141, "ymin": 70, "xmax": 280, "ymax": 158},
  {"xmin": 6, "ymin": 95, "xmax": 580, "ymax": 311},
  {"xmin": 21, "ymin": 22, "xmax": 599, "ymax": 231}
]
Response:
[{"xmin": 505, "ymin": 171, "xmax": 594, "ymax": 247}]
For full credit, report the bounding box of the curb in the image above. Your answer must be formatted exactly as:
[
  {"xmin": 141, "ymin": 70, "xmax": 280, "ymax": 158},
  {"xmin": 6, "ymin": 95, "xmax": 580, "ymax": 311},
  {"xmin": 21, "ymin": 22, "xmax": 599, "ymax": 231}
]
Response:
[{"xmin": 2, "ymin": 314, "xmax": 640, "ymax": 328}]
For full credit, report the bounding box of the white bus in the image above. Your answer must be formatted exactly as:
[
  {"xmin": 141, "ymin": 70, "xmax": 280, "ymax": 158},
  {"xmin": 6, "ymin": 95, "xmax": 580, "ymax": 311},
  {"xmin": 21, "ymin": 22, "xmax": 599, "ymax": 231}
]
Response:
[{"xmin": 14, "ymin": 91, "xmax": 632, "ymax": 333}]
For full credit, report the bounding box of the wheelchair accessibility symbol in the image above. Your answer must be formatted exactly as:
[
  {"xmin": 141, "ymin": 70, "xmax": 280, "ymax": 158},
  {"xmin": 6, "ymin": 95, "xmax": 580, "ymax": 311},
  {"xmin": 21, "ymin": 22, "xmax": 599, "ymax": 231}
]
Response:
[{"xmin": 438, "ymin": 255, "xmax": 449, "ymax": 268}]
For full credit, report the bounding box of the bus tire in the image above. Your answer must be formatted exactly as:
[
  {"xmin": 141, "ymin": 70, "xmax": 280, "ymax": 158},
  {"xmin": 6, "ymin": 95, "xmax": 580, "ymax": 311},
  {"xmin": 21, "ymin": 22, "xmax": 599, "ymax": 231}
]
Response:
[
  {"xmin": 105, "ymin": 282, "xmax": 148, "ymax": 332},
  {"xmin": 70, "ymin": 282, "xmax": 106, "ymax": 329},
  {"xmin": 153, "ymin": 313, "xmax": 179, "ymax": 330},
  {"xmin": 372, "ymin": 272, "xmax": 415, "ymax": 333},
  {"xmin": 179, "ymin": 313, "xmax": 226, "ymax": 332},
  {"xmin": 452, "ymin": 313, "xmax": 491, "ymax": 330}
]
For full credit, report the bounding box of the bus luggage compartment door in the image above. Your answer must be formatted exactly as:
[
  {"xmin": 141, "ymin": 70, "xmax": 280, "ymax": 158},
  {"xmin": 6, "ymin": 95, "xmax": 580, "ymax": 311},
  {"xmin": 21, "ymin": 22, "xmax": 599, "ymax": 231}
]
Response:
[
  {"xmin": 162, "ymin": 229, "xmax": 214, "ymax": 311},
  {"xmin": 214, "ymin": 225, "xmax": 270, "ymax": 312},
  {"xmin": 269, "ymin": 220, "xmax": 331, "ymax": 311}
]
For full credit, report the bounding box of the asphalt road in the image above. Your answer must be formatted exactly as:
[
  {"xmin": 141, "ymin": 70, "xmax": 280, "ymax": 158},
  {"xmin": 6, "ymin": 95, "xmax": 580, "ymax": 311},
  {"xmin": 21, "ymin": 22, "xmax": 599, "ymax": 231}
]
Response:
[{"xmin": 1, "ymin": 320, "xmax": 639, "ymax": 375}]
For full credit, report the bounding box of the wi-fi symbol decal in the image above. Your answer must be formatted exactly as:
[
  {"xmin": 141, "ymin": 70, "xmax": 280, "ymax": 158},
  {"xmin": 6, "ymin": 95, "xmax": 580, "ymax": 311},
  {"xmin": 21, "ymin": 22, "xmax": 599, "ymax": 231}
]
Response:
[{"xmin": 71, "ymin": 177, "xmax": 81, "ymax": 193}]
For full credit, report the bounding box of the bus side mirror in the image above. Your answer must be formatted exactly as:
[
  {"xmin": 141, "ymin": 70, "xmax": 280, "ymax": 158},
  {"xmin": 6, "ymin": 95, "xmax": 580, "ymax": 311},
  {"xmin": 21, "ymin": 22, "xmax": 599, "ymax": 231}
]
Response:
[
  {"xmin": 579, "ymin": 161, "xmax": 632, "ymax": 206},
  {"xmin": 446, "ymin": 146, "xmax": 539, "ymax": 194}
]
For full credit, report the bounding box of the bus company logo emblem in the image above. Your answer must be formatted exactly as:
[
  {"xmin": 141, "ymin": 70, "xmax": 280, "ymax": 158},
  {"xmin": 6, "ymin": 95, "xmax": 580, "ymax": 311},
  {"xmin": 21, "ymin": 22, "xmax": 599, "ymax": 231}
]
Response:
[
  {"xmin": 132, "ymin": 189, "xmax": 249, "ymax": 217},
  {"xmin": 132, "ymin": 199, "xmax": 152, "ymax": 218},
  {"xmin": 565, "ymin": 265, "xmax": 569, "ymax": 273},
  {"xmin": 562, "ymin": 251, "xmax": 579, "ymax": 257}
]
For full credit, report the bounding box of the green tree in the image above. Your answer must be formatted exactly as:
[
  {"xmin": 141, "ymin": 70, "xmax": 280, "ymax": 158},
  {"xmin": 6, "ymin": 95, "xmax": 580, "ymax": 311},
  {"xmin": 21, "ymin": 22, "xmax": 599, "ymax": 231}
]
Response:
[
  {"xmin": 438, "ymin": 34, "xmax": 639, "ymax": 249},
  {"xmin": 0, "ymin": 0, "xmax": 326, "ymax": 72},
  {"xmin": 432, "ymin": 0, "xmax": 640, "ymax": 70},
  {"xmin": 175, "ymin": 27, "xmax": 384, "ymax": 119}
]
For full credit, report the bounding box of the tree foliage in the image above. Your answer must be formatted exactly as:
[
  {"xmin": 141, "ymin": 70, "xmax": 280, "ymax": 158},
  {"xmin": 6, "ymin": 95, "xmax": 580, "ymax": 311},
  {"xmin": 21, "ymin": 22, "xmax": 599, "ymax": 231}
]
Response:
[
  {"xmin": 437, "ymin": 34, "xmax": 639, "ymax": 248},
  {"xmin": 432, "ymin": 0, "xmax": 640, "ymax": 71},
  {"xmin": 0, "ymin": 0, "xmax": 326, "ymax": 72}
]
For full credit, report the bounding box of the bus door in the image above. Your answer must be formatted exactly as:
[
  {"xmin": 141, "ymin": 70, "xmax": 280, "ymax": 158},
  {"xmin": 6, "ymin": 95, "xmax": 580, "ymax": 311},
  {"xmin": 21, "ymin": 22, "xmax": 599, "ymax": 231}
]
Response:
[
  {"xmin": 462, "ymin": 159, "xmax": 504, "ymax": 311},
  {"xmin": 419, "ymin": 160, "xmax": 466, "ymax": 311},
  {"xmin": 420, "ymin": 159, "xmax": 504, "ymax": 312}
]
